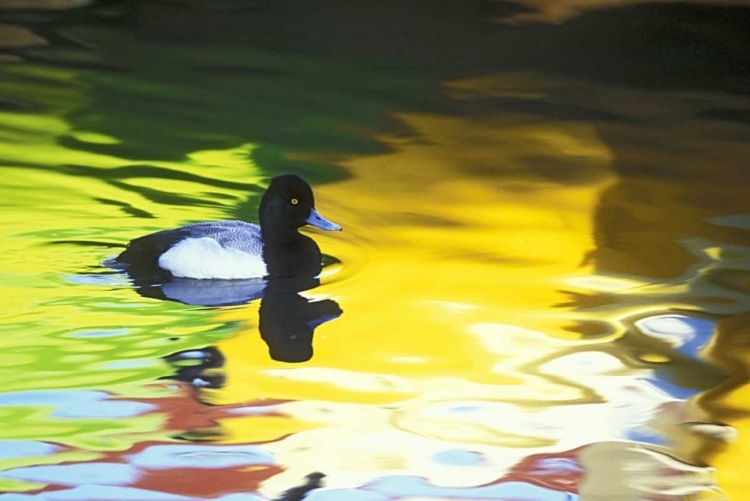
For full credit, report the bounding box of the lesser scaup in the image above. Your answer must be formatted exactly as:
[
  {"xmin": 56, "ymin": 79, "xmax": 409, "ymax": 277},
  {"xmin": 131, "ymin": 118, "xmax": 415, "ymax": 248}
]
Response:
[{"xmin": 109, "ymin": 174, "xmax": 341, "ymax": 279}]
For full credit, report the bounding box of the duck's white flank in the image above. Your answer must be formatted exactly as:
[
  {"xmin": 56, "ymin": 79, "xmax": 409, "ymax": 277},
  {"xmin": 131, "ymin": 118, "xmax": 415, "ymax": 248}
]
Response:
[{"xmin": 158, "ymin": 237, "xmax": 267, "ymax": 279}]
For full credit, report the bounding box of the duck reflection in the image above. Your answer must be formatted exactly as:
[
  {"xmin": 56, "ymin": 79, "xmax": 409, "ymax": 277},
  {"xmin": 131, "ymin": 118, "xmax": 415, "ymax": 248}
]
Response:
[
  {"xmin": 135, "ymin": 273, "xmax": 342, "ymax": 365},
  {"xmin": 164, "ymin": 346, "xmax": 226, "ymax": 389},
  {"xmin": 135, "ymin": 276, "xmax": 267, "ymax": 306},
  {"xmin": 260, "ymin": 278, "xmax": 342, "ymax": 363}
]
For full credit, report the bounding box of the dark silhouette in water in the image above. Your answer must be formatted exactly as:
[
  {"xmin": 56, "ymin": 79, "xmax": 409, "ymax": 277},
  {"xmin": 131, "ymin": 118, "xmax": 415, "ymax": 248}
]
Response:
[
  {"xmin": 274, "ymin": 472, "xmax": 326, "ymax": 501},
  {"xmin": 145, "ymin": 274, "xmax": 341, "ymax": 370},
  {"xmin": 163, "ymin": 346, "xmax": 226, "ymax": 389},
  {"xmin": 259, "ymin": 276, "xmax": 342, "ymax": 363},
  {"xmin": 260, "ymin": 284, "xmax": 342, "ymax": 363}
]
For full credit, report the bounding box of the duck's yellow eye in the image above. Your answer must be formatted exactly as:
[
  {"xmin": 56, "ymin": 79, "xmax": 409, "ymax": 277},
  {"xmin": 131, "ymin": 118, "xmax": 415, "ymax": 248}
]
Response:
[{"xmin": 291, "ymin": 198, "xmax": 299, "ymax": 205}]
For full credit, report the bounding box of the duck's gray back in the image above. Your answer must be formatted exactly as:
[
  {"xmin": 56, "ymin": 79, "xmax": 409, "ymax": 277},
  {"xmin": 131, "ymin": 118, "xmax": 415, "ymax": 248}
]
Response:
[{"xmin": 183, "ymin": 220, "xmax": 263, "ymax": 256}]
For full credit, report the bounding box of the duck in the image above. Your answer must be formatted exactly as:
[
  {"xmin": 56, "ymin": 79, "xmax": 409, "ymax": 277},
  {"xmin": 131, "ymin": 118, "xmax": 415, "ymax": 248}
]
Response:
[{"xmin": 108, "ymin": 174, "xmax": 341, "ymax": 280}]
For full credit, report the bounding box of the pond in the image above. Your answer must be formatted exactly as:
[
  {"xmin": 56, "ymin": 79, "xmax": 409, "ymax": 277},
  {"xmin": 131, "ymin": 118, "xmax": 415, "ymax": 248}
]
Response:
[{"xmin": 1, "ymin": 1, "xmax": 750, "ymax": 500}]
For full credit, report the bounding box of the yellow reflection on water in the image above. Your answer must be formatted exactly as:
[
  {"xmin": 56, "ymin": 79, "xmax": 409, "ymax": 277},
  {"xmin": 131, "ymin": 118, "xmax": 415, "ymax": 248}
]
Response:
[
  {"xmin": 204, "ymin": 73, "xmax": 750, "ymax": 498},
  {"xmin": 213, "ymin": 109, "xmax": 618, "ymax": 409}
]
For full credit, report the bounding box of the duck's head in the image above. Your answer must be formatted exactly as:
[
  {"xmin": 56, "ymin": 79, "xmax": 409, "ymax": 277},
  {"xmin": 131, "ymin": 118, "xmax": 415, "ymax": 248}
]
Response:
[{"xmin": 259, "ymin": 174, "xmax": 341, "ymax": 234}]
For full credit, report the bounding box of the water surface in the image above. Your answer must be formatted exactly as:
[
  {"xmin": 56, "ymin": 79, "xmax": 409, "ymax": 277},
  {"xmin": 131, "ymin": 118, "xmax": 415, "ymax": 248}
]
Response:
[{"xmin": 1, "ymin": 1, "xmax": 750, "ymax": 500}]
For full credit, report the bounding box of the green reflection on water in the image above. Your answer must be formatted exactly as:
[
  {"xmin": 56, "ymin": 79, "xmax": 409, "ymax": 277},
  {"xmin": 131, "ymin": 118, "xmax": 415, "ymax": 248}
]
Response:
[{"xmin": 0, "ymin": 16, "xmax": 448, "ymax": 480}]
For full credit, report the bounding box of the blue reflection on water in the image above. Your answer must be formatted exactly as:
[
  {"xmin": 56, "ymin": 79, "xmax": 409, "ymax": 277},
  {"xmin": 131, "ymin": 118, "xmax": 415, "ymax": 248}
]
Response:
[
  {"xmin": 0, "ymin": 486, "xmax": 264, "ymax": 501},
  {"xmin": 364, "ymin": 476, "xmax": 578, "ymax": 500},
  {"xmin": 71, "ymin": 329, "xmax": 130, "ymax": 339},
  {"xmin": 305, "ymin": 490, "xmax": 388, "ymax": 501},
  {"xmin": 1, "ymin": 463, "xmax": 139, "ymax": 487},
  {"xmin": 0, "ymin": 390, "xmax": 155, "ymax": 418},
  {"xmin": 639, "ymin": 375, "xmax": 703, "ymax": 400},
  {"xmin": 626, "ymin": 427, "xmax": 669, "ymax": 446},
  {"xmin": 637, "ymin": 314, "xmax": 719, "ymax": 400},
  {"xmin": 128, "ymin": 444, "xmax": 275, "ymax": 470},
  {"xmin": 0, "ymin": 440, "xmax": 60, "ymax": 459},
  {"xmin": 431, "ymin": 449, "xmax": 486, "ymax": 466},
  {"xmin": 636, "ymin": 315, "xmax": 714, "ymax": 361}
]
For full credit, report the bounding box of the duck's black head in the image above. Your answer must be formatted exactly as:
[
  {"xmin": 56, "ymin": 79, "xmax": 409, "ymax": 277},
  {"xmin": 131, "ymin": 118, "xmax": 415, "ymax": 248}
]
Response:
[
  {"xmin": 259, "ymin": 174, "xmax": 340, "ymax": 279},
  {"xmin": 259, "ymin": 174, "xmax": 340, "ymax": 237}
]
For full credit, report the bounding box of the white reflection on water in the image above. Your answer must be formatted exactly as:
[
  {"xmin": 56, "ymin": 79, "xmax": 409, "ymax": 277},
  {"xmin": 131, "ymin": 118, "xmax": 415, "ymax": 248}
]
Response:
[{"xmin": 249, "ymin": 313, "xmax": 725, "ymax": 499}]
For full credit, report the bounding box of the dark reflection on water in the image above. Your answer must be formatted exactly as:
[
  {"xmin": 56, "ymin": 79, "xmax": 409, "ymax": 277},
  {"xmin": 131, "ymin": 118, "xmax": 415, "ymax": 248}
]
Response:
[
  {"xmin": 260, "ymin": 282, "xmax": 342, "ymax": 363},
  {"xmin": 273, "ymin": 472, "xmax": 326, "ymax": 501},
  {"xmin": 165, "ymin": 345, "xmax": 227, "ymax": 389},
  {"xmin": 139, "ymin": 273, "xmax": 342, "ymax": 363}
]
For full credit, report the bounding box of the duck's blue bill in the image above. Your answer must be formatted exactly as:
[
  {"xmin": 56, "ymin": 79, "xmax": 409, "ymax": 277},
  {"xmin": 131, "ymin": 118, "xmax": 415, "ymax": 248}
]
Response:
[{"xmin": 306, "ymin": 208, "xmax": 342, "ymax": 231}]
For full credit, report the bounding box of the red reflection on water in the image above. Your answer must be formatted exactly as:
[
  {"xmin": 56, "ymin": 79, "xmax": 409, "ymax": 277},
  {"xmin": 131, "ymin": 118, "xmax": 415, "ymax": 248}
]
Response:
[
  {"xmin": 133, "ymin": 463, "xmax": 283, "ymax": 498},
  {"xmin": 504, "ymin": 446, "xmax": 585, "ymax": 492}
]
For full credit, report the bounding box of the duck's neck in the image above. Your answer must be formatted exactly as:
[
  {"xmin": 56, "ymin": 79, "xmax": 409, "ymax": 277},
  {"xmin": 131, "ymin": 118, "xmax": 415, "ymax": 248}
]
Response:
[
  {"xmin": 261, "ymin": 227, "xmax": 322, "ymax": 279},
  {"xmin": 260, "ymin": 224, "xmax": 299, "ymax": 244}
]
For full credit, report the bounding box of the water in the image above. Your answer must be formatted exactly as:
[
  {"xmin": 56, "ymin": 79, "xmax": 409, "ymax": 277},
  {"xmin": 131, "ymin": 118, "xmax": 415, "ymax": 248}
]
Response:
[{"xmin": 1, "ymin": 1, "xmax": 750, "ymax": 500}]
